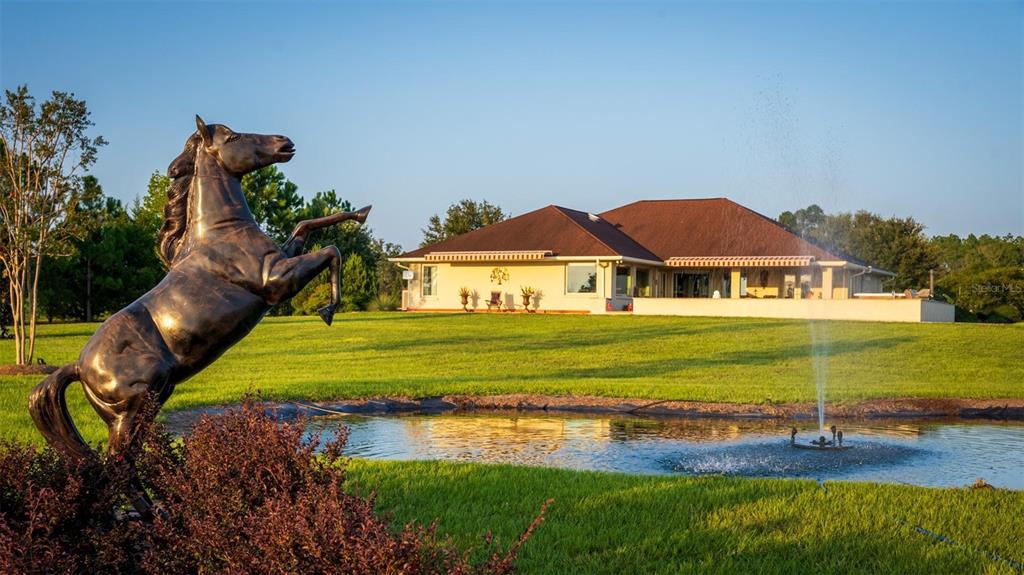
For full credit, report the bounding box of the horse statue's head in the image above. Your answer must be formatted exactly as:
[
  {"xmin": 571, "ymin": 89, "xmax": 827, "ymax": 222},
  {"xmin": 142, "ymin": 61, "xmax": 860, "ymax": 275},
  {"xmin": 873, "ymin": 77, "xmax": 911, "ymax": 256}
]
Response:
[
  {"xmin": 160, "ymin": 116, "xmax": 297, "ymax": 266},
  {"xmin": 190, "ymin": 115, "xmax": 295, "ymax": 176}
]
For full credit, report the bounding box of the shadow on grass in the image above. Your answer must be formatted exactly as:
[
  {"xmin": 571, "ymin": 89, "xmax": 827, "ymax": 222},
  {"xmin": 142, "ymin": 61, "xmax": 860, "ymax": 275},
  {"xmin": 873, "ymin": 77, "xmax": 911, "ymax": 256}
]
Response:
[
  {"xmin": 339, "ymin": 319, "xmax": 792, "ymax": 355},
  {"xmin": 493, "ymin": 336, "xmax": 910, "ymax": 382}
]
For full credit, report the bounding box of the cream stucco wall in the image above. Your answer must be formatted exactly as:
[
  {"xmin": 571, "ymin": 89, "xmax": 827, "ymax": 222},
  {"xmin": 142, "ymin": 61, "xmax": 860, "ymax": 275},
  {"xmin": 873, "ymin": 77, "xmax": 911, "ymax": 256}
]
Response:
[
  {"xmin": 631, "ymin": 297, "xmax": 954, "ymax": 322},
  {"xmin": 403, "ymin": 261, "xmax": 614, "ymax": 313},
  {"xmin": 395, "ymin": 259, "xmax": 918, "ymax": 319}
]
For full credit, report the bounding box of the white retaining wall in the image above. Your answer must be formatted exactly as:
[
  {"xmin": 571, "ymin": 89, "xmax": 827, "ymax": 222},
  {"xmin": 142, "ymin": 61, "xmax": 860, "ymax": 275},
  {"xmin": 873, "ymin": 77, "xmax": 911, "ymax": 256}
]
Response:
[{"xmin": 630, "ymin": 297, "xmax": 955, "ymax": 323}]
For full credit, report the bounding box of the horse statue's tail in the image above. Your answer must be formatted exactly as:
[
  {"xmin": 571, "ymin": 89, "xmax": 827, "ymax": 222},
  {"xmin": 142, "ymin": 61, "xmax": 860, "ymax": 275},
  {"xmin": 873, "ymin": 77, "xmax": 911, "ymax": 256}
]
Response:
[{"xmin": 29, "ymin": 363, "xmax": 94, "ymax": 460}]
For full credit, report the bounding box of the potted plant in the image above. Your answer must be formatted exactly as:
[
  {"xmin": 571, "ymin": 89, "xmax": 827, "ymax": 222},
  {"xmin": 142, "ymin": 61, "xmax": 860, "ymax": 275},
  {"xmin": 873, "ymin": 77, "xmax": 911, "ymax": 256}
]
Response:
[
  {"xmin": 520, "ymin": 286, "xmax": 536, "ymax": 310},
  {"xmin": 458, "ymin": 286, "xmax": 472, "ymax": 311}
]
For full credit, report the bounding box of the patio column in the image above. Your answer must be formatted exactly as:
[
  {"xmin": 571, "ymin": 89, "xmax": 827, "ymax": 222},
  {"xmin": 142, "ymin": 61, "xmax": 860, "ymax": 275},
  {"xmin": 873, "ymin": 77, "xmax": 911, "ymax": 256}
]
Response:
[
  {"xmin": 730, "ymin": 268, "xmax": 741, "ymax": 299},
  {"xmin": 822, "ymin": 267, "xmax": 833, "ymax": 300}
]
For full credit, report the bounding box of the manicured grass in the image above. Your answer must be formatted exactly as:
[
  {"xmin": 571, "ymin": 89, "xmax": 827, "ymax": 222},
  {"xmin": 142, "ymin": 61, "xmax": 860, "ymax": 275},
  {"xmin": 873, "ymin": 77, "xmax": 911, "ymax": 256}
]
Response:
[
  {"xmin": 1, "ymin": 313, "xmax": 1022, "ymax": 444},
  {"xmin": 346, "ymin": 460, "xmax": 1024, "ymax": 574}
]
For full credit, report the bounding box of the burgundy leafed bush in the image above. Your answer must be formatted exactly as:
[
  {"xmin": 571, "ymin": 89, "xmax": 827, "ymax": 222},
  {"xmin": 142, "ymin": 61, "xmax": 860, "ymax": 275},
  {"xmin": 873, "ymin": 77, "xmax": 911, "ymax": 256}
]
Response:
[{"xmin": 0, "ymin": 400, "xmax": 546, "ymax": 574}]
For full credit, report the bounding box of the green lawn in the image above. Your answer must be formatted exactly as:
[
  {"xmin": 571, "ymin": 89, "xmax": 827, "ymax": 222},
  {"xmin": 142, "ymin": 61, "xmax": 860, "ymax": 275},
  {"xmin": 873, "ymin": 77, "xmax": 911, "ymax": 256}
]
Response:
[
  {"xmin": 1, "ymin": 313, "xmax": 1022, "ymax": 444},
  {"xmin": 1, "ymin": 314, "xmax": 1022, "ymax": 574},
  {"xmin": 346, "ymin": 460, "xmax": 1023, "ymax": 574}
]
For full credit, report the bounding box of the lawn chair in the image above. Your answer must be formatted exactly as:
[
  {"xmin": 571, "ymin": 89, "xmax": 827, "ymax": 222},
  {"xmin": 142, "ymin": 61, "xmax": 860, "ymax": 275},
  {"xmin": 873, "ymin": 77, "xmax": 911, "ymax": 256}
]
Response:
[{"xmin": 484, "ymin": 291, "xmax": 503, "ymax": 312}]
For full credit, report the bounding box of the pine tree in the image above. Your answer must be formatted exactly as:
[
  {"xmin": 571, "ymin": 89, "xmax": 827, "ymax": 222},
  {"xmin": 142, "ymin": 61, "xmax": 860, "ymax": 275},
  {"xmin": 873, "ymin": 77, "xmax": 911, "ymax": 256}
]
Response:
[{"xmin": 341, "ymin": 253, "xmax": 373, "ymax": 311}]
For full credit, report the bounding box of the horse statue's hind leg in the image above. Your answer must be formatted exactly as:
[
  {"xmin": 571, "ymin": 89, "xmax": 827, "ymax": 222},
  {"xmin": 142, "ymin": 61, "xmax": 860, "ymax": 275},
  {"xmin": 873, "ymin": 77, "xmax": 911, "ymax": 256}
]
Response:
[
  {"xmin": 264, "ymin": 246, "xmax": 342, "ymax": 324},
  {"xmin": 273, "ymin": 205, "xmax": 372, "ymax": 325},
  {"xmin": 29, "ymin": 309, "xmax": 176, "ymax": 519}
]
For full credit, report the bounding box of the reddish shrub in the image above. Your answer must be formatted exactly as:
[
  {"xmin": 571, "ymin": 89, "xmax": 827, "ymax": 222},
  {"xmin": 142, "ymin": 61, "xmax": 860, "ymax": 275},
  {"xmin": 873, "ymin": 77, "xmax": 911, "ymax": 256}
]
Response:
[
  {"xmin": 0, "ymin": 441, "xmax": 141, "ymax": 574},
  {"xmin": 0, "ymin": 399, "xmax": 546, "ymax": 574}
]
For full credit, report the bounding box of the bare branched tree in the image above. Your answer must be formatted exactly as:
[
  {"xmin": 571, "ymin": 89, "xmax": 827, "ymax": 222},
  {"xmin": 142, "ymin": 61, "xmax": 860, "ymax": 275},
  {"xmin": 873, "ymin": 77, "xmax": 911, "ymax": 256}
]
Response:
[{"xmin": 0, "ymin": 85, "xmax": 106, "ymax": 365}]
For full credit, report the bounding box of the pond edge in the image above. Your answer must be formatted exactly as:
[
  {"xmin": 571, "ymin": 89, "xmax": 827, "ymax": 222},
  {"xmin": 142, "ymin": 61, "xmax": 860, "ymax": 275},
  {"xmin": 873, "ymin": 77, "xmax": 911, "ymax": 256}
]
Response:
[{"xmin": 163, "ymin": 395, "xmax": 1024, "ymax": 431}]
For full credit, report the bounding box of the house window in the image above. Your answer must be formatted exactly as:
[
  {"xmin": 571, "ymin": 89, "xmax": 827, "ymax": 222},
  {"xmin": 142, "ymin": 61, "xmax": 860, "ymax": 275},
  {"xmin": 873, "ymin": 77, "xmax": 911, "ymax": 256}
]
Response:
[
  {"xmin": 615, "ymin": 266, "xmax": 632, "ymax": 296},
  {"xmin": 566, "ymin": 263, "xmax": 597, "ymax": 294},
  {"xmin": 635, "ymin": 269, "xmax": 651, "ymax": 297},
  {"xmin": 422, "ymin": 265, "xmax": 437, "ymax": 296}
]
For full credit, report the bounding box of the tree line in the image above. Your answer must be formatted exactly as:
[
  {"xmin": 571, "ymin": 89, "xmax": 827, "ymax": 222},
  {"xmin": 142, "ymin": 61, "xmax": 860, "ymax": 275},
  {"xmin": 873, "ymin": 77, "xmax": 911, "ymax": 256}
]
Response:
[{"xmin": 778, "ymin": 205, "xmax": 1024, "ymax": 322}]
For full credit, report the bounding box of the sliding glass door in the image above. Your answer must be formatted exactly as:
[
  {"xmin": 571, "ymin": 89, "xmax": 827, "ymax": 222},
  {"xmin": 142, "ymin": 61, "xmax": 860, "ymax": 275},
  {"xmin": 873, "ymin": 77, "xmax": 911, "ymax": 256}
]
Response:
[{"xmin": 673, "ymin": 272, "xmax": 710, "ymax": 298}]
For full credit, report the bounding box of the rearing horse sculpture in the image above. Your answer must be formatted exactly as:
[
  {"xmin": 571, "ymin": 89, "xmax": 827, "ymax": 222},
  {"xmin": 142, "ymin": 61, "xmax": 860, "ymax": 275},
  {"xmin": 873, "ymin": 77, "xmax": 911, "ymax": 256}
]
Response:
[{"xmin": 29, "ymin": 116, "xmax": 368, "ymax": 475}]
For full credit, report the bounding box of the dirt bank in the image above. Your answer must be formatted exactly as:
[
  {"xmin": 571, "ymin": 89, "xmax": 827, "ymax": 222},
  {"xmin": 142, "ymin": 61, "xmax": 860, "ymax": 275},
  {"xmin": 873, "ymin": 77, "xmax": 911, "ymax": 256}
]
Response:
[
  {"xmin": 0, "ymin": 364, "xmax": 57, "ymax": 376},
  {"xmin": 440, "ymin": 395, "xmax": 1024, "ymax": 420},
  {"xmin": 164, "ymin": 395, "xmax": 1024, "ymax": 431}
]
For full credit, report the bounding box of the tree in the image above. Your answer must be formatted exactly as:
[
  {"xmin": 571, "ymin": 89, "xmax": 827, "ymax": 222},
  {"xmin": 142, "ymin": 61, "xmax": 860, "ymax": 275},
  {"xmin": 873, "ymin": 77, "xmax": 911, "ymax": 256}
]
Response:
[
  {"xmin": 134, "ymin": 170, "xmax": 170, "ymax": 240},
  {"xmin": 38, "ymin": 179, "xmax": 164, "ymax": 323},
  {"xmin": 777, "ymin": 204, "xmax": 825, "ymax": 238},
  {"xmin": 421, "ymin": 199, "xmax": 507, "ymax": 247},
  {"xmin": 37, "ymin": 176, "xmax": 105, "ymax": 322},
  {"xmin": 830, "ymin": 211, "xmax": 937, "ymax": 291},
  {"xmin": 280, "ymin": 190, "xmax": 377, "ymax": 316},
  {"xmin": 290, "ymin": 277, "xmax": 331, "ymax": 316},
  {"xmin": 298, "ymin": 189, "xmax": 377, "ymax": 266},
  {"xmin": 777, "ymin": 205, "xmax": 939, "ymax": 291},
  {"xmin": 932, "ymin": 233, "xmax": 1024, "ymax": 320},
  {"xmin": 241, "ymin": 166, "xmax": 302, "ymax": 244},
  {"xmin": 370, "ymin": 238, "xmax": 403, "ymax": 298},
  {"xmin": 0, "ymin": 86, "xmax": 106, "ymax": 364},
  {"xmin": 341, "ymin": 253, "xmax": 373, "ymax": 311}
]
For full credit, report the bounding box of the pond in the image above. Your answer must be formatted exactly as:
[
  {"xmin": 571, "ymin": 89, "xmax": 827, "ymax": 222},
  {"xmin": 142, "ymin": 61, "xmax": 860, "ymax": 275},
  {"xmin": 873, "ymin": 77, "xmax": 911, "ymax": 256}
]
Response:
[{"xmin": 305, "ymin": 412, "xmax": 1024, "ymax": 489}]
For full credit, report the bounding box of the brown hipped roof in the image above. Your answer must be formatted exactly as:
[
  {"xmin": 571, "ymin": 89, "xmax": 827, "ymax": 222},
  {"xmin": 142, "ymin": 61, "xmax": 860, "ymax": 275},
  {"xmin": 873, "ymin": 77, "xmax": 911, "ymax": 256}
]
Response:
[
  {"xmin": 599, "ymin": 198, "xmax": 844, "ymax": 261},
  {"xmin": 397, "ymin": 205, "xmax": 662, "ymax": 261},
  {"xmin": 397, "ymin": 197, "xmax": 879, "ymax": 268}
]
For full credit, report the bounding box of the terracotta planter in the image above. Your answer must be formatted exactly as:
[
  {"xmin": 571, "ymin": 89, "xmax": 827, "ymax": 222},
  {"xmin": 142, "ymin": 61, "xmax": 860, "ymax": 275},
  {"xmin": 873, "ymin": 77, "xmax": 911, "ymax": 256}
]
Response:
[
  {"xmin": 460, "ymin": 295, "xmax": 469, "ymax": 311},
  {"xmin": 522, "ymin": 295, "xmax": 531, "ymax": 309}
]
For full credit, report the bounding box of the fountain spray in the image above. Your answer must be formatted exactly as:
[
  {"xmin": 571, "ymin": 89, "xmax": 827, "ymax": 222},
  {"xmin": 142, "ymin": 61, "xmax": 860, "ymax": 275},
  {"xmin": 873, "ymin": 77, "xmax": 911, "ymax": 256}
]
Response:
[{"xmin": 808, "ymin": 319, "xmax": 830, "ymax": 435}]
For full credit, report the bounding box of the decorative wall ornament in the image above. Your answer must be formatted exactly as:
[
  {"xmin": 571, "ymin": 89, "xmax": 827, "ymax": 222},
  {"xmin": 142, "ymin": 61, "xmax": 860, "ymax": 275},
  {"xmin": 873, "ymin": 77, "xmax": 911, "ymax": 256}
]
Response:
[{"xmin": 490, "ymin": 266, "xmax": 510, "ymax": 285}]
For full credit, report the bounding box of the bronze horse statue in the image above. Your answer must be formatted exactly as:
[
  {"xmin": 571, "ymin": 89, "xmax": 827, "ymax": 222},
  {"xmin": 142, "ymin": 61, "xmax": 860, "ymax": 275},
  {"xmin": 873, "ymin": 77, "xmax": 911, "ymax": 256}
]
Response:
[{"xmin": 29, "ymin": 116, "xmax": 368, "ymax": 503}]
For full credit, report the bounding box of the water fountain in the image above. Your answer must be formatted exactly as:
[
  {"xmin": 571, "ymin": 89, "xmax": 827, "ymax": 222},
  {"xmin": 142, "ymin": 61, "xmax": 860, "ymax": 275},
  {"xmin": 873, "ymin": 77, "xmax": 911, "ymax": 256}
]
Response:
[
  {"xmin": 790, "ymin": 425, "xmax": 850, "ymax": 450},
  {"xmin": 788, "ymin": 320, "xmax": 852, "ymax": 450}
]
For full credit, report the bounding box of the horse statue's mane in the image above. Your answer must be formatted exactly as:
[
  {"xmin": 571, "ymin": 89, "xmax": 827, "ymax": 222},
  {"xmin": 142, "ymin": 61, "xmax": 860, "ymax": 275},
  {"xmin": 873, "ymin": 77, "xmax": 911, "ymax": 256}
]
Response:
[{"xmin": 159, "ymin": 132, "xmax": 202, "ymax": 266}]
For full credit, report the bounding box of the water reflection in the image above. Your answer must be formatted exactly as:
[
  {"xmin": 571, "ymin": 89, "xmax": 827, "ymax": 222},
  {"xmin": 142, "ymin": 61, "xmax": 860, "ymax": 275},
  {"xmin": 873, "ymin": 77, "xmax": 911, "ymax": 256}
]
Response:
[{"xmin": 304, "ymin": 411, "xmax": 1024, "ymax": 489}]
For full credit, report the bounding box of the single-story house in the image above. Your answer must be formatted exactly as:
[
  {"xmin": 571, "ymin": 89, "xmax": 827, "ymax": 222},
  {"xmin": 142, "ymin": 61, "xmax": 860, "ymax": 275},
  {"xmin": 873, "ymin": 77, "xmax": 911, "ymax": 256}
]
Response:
[{"xmin": 390, "ymin": 198, "xmax": 954, "ymax": 322}]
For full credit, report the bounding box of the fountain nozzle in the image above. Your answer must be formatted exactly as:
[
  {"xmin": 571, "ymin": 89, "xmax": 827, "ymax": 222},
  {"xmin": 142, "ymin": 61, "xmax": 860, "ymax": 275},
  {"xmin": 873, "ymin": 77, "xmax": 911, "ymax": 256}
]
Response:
[{"xmin": 790, "ymin": 426, "xmax": 848, "ymax": 450}]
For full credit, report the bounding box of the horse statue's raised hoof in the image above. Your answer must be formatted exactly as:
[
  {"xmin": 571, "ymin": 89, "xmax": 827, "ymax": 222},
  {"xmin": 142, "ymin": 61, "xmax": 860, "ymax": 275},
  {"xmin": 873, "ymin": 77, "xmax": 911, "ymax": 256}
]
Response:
[
  {"xmin": 354, "ymin": 205, "xmax": 372, "ymax": 224},
  {"xmin": 317, "ymin": 304, "xmax": 337, "ymax": 326}
]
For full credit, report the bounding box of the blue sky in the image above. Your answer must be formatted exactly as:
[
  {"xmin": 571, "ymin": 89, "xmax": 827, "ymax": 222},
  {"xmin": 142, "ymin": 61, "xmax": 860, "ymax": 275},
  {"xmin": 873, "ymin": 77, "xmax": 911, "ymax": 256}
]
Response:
[{"xmin": 2, "ymin": 1, "xmax": 1021, "ymax": 249}]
